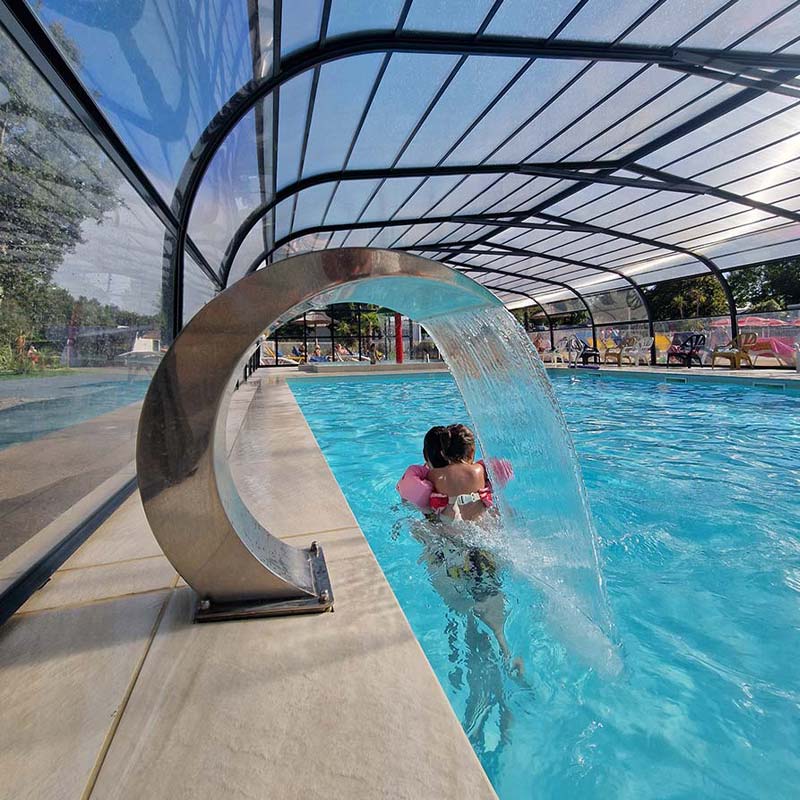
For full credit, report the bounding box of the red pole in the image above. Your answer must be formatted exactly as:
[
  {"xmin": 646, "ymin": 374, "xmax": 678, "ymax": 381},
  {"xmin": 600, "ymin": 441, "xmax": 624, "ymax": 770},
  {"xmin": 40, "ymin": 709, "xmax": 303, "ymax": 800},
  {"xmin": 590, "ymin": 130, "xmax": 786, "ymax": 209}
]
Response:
[{"xmin": 394, "ymin": 312, "xmax": 403, "ymax": 364}]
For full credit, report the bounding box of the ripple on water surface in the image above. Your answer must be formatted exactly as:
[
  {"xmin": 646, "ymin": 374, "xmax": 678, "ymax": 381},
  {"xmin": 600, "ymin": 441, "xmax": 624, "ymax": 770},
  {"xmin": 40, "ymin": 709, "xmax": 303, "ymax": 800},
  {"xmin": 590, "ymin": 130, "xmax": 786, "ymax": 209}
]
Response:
[{"xmin": 289, "ymin": 373, "xmax": 800, "ymax": 800}]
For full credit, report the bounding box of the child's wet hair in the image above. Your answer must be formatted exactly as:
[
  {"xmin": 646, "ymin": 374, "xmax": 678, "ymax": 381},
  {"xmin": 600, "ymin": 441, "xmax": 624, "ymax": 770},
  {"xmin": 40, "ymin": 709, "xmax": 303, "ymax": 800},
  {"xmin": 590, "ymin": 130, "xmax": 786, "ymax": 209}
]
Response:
[
  {"xmin": 423, "ymin": 423, "xmax": 476, "ymax": 467},
  {"xmin": 446, "ymin": 424, "xmax": 476, "ymax": 463},
  {"xmin": 423, "ymin": 426, "xmax": 451, "ymax": 468}
]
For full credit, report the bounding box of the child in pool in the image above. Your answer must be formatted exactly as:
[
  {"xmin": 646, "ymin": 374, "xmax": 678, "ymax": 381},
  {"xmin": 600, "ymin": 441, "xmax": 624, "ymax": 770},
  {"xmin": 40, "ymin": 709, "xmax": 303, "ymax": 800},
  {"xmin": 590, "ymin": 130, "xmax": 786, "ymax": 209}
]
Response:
[{"xmin": 424, "ymin": 424, "xmax": 492, "ymax": 522}]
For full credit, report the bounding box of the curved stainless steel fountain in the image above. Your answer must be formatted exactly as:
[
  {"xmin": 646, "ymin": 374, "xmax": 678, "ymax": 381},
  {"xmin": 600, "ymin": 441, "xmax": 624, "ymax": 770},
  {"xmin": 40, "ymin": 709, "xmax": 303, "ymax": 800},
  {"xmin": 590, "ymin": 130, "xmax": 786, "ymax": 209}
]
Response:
[{"xmin": 136, "ymin": 248, "xmax": 502, "ymax": 621}]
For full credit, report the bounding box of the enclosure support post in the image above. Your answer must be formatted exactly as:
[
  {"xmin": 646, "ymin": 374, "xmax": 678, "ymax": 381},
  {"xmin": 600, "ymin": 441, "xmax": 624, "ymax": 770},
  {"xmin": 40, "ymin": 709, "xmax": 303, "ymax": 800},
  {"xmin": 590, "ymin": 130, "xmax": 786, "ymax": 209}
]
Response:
[{"xmin": 395, "ymin": 312, "xmax": 403, "ymax": 363}]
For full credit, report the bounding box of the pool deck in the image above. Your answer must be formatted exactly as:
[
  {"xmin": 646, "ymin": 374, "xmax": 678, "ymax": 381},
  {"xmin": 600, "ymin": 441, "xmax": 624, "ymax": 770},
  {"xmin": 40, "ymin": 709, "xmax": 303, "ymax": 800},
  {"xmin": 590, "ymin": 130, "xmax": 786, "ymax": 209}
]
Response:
[{"xmin": 0, "ymin": 374, "xmax": 497, "ymax": 800}]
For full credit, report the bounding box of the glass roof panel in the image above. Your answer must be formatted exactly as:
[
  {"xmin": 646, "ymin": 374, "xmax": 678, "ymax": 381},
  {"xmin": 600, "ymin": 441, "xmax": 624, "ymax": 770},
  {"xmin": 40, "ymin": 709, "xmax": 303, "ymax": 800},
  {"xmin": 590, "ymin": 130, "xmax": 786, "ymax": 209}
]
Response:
[
  {"xmin": 184, "ymin": 252, "xmax": 217, "ymax": 322},
  {"xmin": 396, "ymin": 56, "xmax": 527, "ymax": 167},
  {"xmin": 641, "ymin": 96, "xmax": 799, "ymax": 171},
  {"xmin": 280, "ymin": 0, "xmax": 323, "ymax": 57},
  {"xmin": 325, "ymin": 179, "xmax": 383, "ymax": 225},
  {"xmin": 488, "ymin": 62, "xmax": 648, "ymax": 164},
  {"xmin": 443, "ymin": 59, "xmax": 586, "ymax": 166},
  {"xmin": 227, "ymin": 216, "xmax": 270, "ymax": 285},
  {"xmin": 343, "ymin": 228, "xmax": 384, "ymax": 248},
  {"xmin": 555, "ymin": 0, "xmax": 665, "ymax": 43},
  {"xmin": 27, "ymin": 0, "xmax": 255, "ymax": 199},
  {"xmin": 696, "ymin": 224, "xmax": 800, "ymax": 264},
  {"xmin": 456, "ymin": 174, "xmax": 537, "ymax": 214},
  {"xmin": 391, "ymin": 174, "xmax": 466, "ymax": 219},
  {"xmin": 682, "ymin": 1, "xmax": 794, "ymax": 49},
  {"xmin": 597, "ymin": 80, "xmax": 743, "ymax": 162},
  {"xmin": 361, "ymin": 177, "xmax": 427, "ymax": 221},
  {"xmin": 484, "ymin": 0, "xmax": 589, "ymax": 39},
  {"xmin": 327, "ymin": 0, "xmax": 405, "ymax": 38},
  {"xmin": 621, "ymin": 0, "xmax": 733, "ymax": 45},
  {"xmin": 347, "ymin": 53, "xmax": 460, "ymax": 170},
  {"xmin": 276, "ymin": 71, "xmax": 314, "ymax": 189},
  {"xmin": 391, "ymin": 222, "xmax": 451, "ymax": 248},
  {"xmin": 369, "ymin": 226, "xmax": 411, "ymax": 248},
  {"xmin": 188, "ymin": 108, "xmax": 261, "ymax": 275},
  {"xmin": 275, "ymin": 197, "xmax": 293, "ymax": 242},
  {"xmin": 293, "ymin": 183, "xmax": 337, "ymax": 231},
  {"xmin": 403, "ymin": 0, "xmax": 498, "ymax": 33},
  {"xmin": 302, "ymin": 54, "xmax": 385, "ymax": 176}
]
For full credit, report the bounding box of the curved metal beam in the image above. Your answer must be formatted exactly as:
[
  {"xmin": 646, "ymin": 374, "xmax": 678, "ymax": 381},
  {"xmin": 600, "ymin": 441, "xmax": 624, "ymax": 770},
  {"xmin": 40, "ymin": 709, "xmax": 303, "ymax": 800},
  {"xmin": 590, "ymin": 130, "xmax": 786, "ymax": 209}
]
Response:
[
  {"xmin": 480, "ymin": 284, "xmax": 556, "ymax": 350},
  {"xmin": 220, "ymin": 160, "xmax": 628, "ymax": 282},
  {"xmin": 448, "ymin": 262, "xmax": 597, "ymax": 346},
  {"xmin": 167, "ymin": 31, "xmax": 792, "ymax": 331},
  {"xmin": 426, "ymin": 241, "xmax": 658, "ymax": 363},
  {"xmin": 217, "ymin": 160, "xmax": 800, "ymax": 286}
]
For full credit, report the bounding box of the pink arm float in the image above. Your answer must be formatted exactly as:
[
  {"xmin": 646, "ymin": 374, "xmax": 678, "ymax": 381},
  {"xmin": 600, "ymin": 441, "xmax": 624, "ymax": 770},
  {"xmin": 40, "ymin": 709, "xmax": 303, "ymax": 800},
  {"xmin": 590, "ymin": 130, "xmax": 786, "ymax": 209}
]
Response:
[{"xmin": 396, "ymin": 464, "xmax": 433, "ymax": 510}]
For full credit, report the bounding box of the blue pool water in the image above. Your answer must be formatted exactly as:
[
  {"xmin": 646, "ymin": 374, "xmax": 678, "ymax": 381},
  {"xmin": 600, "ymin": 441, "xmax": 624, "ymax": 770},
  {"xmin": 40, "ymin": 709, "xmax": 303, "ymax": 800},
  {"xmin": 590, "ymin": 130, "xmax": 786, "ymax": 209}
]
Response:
[
  {"xmin": 289, "ymin": 373, "xmax": 800, "ymax": 799},
  {"xmin": 0, "ymin": 379, "xmax": 148, "ymax": 449}
]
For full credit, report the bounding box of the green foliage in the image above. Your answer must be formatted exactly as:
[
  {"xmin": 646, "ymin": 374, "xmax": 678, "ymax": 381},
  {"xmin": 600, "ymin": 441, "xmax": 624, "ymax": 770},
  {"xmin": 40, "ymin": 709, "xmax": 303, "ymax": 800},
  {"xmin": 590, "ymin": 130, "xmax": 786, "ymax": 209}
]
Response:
[
  {"xmin": 0, "ymin": 20, "xmax": 125, "ymax": 358},
  {"xmin": 726, "ymin": 260, "xmax": 800, "ymax": 311},
  {"xmin": 642, "ymin": 275, "xmax": 729, "ymax": 320}
]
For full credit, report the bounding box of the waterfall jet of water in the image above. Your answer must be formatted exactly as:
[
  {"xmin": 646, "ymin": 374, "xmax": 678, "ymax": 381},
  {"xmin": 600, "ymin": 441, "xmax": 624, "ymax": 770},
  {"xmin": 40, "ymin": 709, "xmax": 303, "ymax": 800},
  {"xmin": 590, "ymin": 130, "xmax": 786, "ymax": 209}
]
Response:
[{"xmin": 139, "ymin": 247, "xmax": 619, "ymax": 673}]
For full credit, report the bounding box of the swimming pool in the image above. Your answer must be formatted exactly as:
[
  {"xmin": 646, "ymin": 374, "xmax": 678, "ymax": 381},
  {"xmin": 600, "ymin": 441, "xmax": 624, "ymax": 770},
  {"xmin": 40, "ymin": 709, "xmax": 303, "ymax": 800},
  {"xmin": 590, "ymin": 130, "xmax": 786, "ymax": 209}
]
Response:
[{"xmin": 289, "ymin": 373, "xmax": 800, "ymax": 799}]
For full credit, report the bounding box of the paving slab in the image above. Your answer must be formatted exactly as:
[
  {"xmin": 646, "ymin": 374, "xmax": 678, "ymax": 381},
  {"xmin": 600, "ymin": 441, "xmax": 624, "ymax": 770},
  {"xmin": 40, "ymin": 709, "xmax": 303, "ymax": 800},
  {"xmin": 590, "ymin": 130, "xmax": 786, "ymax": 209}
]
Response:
[
  {"xmin": 0, "ymin": 591, "xmax": 168, "ymax": 800},
  {"xmin": 91, "ymin": 528, "xmax": 495, "ymax": 800}
]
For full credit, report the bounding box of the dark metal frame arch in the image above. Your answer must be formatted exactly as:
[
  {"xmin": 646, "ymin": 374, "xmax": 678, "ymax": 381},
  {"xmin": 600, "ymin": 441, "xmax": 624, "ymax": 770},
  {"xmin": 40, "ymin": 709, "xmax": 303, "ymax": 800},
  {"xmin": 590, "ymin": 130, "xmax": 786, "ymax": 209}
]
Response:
[{"xmin": 162, "ymin": 27, "xmax": 800, "ymax": 336}]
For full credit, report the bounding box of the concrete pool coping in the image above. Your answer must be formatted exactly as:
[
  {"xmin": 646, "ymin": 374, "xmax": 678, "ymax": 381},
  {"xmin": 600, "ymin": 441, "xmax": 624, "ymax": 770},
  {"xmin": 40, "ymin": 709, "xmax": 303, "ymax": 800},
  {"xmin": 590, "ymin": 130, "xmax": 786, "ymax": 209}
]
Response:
[
  {"xmin": 278, "ymin": 361, "xmax": 800, "ymax": 392},
  {"xmin": 0, "ymin": 373, "xmax": 497, "ymax": 800}
]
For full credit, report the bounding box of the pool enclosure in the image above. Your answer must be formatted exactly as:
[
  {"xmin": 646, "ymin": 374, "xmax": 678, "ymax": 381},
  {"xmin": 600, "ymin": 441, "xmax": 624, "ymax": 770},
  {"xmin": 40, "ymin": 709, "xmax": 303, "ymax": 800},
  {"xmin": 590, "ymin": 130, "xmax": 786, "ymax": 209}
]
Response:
[{"xmin": 2, "ymin": 0, "xmax": 800, "ymax": 612}]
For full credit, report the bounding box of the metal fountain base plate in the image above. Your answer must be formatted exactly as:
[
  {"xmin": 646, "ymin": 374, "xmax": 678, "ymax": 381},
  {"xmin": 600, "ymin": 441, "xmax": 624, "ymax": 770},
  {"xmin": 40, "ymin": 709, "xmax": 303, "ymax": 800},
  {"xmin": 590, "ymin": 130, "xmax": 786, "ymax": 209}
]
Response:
[{"xmin": 194, "ymin": 544, "xmax": 334, "ymax": 622}]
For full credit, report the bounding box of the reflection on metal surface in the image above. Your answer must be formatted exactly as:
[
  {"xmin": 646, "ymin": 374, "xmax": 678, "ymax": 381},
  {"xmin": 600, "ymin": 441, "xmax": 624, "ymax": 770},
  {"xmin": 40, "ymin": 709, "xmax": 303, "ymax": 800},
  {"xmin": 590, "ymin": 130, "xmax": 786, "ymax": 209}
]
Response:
[{"xmin": 136, "ymin": 248, "xmax": 499, "ymax": 620}]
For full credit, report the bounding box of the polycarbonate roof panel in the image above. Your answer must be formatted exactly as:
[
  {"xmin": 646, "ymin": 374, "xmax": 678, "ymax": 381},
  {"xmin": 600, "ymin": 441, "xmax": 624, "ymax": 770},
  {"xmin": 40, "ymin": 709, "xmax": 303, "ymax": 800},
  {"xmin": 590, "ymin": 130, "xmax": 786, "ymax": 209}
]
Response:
[
  {"xmin": 327, "ymin": 0, "xmax": 405, "ymax": 38},
  {"xmin": 27, "ymin": 0, "xmax": 256, "ymax": 199},
  {"xmin": 403, "ymin": 0, "xmax": 499, "ymax": 34},
  {"xmin": 30, "ymin": 0, "xmax": 800, "ymax": 310},
  {"xmin": 188, "ymin": 106, "xmax": 263, "ymax": 275},
  {"xmin": 280, "ymin": 0, "xmax": 324, "ymax": 57},
  {"xmin": 302, "ymin": 54, "xmax": 386, "ymax": 175}
]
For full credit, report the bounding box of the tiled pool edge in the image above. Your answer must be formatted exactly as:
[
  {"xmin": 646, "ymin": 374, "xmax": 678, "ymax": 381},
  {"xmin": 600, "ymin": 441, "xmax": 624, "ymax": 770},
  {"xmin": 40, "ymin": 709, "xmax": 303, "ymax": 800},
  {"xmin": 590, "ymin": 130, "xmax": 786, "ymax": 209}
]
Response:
[{"xmin": 0, "ymin": 374, "xmax": 496, "ymax": 800}]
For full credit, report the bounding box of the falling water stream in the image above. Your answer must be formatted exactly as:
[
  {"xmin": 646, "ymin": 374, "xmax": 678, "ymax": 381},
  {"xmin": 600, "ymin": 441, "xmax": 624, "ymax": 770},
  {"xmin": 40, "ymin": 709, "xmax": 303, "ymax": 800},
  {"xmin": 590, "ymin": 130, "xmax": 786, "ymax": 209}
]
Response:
[{"xmin": 420, "ymin": 304, "xmax": 621, "ymax": 677}]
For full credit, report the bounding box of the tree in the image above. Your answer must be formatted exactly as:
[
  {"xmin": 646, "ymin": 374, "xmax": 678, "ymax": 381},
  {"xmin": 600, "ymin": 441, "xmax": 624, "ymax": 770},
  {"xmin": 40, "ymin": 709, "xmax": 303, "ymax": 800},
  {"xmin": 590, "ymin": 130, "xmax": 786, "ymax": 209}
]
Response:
[
  {"xmin": 0, "ymin": 22, "xmax": 122, "ymax": 351},
  {"xmin": 726, "ymin": 260, "xmax": 800, "ymax": 311},
  {"xmin": 642, "ymin": 275, "xmax": 729, "ymax": 320}
]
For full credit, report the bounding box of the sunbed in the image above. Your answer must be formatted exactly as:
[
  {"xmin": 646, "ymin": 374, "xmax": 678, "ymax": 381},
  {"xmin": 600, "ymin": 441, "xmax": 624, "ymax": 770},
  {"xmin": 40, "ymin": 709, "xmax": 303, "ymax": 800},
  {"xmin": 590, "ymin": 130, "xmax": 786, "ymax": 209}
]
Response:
[
  {"xmin": 620, "ymin": 336, "xmax": 654, "ymax": 366},
  {"xmin": 666, "ymin": 333, "xmax": 706, "ymax": 367},
  {"xmin": 603, "ymin": 335, "xmax": 637, "ymax": 366},
  {"xmin": 710, "ymin": 333, "xmax": 757, "ymax": 369}
]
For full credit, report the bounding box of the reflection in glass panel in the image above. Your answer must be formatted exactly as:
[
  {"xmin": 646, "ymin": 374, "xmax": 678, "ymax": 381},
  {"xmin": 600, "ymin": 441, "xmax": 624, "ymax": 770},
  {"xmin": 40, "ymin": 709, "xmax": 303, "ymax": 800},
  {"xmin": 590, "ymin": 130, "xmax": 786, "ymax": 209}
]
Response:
[
  {"xmin": 183, "ymin": 254, "xmax": 217, "ymax": 322},
  {"xmin": 0, "ymin": 25, "xmax": 167, "ymax": 567},
  {"xmin": 188, "ymin": 107, "xmax": 263, "ymax": 275},
  {"xmin": 585, "ymin": 288, "xmax": 647, "ymax": 324},
  {"xmin": 227, "ymin": 213, "xmax": 272, "ymax": 285},
  {"xmin": 27, "ymin": 0, "xmax": 255, "ymax": 198}
]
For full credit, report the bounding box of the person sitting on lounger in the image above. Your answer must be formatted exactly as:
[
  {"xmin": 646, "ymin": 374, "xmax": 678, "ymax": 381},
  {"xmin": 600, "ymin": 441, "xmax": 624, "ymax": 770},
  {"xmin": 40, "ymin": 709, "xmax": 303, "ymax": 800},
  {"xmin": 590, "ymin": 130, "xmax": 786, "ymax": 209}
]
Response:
[{"xmin": 308, "ymin": 345, "xmax": 328, "ymax": 363}]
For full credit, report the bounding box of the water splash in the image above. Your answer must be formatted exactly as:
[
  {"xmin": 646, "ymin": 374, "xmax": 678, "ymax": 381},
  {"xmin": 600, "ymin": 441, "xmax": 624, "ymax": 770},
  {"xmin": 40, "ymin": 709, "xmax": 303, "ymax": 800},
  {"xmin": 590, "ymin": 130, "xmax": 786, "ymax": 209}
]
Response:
[{"xmin": 421, "ymin": 304, "xmax": 622, "ymax": 677}]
